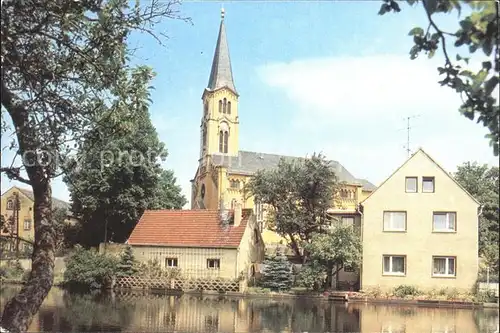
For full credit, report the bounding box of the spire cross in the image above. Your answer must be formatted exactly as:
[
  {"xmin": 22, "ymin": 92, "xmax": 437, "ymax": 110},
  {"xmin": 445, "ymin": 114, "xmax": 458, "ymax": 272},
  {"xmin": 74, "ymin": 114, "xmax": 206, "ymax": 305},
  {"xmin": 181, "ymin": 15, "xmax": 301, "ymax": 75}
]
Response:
[{"xmin": 221, "ymin": 6, "xmax": 225, "ymax": 20}]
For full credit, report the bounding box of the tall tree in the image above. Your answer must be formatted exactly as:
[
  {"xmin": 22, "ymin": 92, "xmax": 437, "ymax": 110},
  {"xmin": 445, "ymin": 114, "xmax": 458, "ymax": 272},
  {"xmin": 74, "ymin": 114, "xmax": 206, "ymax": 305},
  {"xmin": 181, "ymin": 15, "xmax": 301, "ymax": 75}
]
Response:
[
  {"xmin": 246, "ymin": 154, "xmax": 338, "ymax": 263},
  {"xmin": 454, "ymin": 162, "xmax": 499, "ymax": 271},
  {"xmin": 63, "ymin": 101, "xmax": 186, "ymax": 247},
  {"xmin": 0, "ymin": 0, "xmax": 187, "ymax": 331},
  {"xmin": 379, "ymin": 0, "xmax": 499, "ymax": 155}
]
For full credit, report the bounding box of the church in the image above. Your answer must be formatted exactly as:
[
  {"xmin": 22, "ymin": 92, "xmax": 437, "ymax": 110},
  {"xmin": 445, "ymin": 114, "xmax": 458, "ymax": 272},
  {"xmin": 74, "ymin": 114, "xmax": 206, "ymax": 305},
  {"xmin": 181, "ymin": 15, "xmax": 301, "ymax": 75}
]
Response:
[{"xmin": 190, "ymin": 9, "xmax": 376, "ymax": 245}]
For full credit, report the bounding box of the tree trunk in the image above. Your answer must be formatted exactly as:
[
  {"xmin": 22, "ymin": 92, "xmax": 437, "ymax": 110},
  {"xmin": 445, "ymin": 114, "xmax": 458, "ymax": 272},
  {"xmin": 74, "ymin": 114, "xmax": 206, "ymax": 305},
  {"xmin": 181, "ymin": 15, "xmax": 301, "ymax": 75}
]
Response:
[{"xmin": 0, "ymin": 180, "xmax": 55, "ymax": 332}]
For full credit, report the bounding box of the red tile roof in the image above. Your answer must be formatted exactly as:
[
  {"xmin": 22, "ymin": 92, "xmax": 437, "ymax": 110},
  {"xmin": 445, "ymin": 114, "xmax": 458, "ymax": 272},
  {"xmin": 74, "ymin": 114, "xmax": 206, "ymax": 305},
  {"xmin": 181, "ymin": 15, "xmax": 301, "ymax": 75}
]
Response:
[{"xmin": 127, "ymin": 209, "xmax": 253, "ymax": 248}]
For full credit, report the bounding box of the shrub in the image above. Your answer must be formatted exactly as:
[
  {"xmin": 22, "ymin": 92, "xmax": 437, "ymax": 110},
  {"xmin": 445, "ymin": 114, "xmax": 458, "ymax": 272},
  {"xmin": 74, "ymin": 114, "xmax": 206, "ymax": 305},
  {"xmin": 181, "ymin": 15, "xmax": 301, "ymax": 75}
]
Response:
[
  {"xmin": 259, "ymin": 251, "xmax": 293, "ymax": 292},
  {"xmin": 135, "ymin": 259, "xmax": 181, "ymax": 280},
  {"xmin": 445, "ymin": 287, "xmax": 460, "ymax": 300},
  {"xmin": 364, "ymin": 286, "xmax": 383, "ymax": 298},
  {"xmin": 64, "ymin": 245, "xmax": 119, "ymax": 289},
  {"xmin": 296, "ymin": 263, "xmax": 326, "ymax": 291},
  {"xmin": 0, "ymin": 260, "xmax": 26, "ymax": 280},
  {"xmin": 393, "ymin": 285, "xmax": 422, "ymax": 298},
  {"xmin": 474, "ymin": 289, "xmax": 497, "ymax": 303},
  {"xmin": 116, "ymin": 246, "xmax": 138, "ymax": 277}
]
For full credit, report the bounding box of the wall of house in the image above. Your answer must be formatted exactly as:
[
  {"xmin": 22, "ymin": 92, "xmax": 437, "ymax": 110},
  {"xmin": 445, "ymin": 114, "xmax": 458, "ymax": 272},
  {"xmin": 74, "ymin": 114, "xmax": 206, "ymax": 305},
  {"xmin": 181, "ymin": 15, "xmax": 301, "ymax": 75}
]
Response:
[
  {"xmin": 1, "ymin": 187, "xmax": 35, "ymax": 241},
  {"xmin": 236, "ymin": 217, "xmax": 265, "ymax": 279},
  {"xmin": 132, "ymin": 245, "xmax": 239, "ymax": 280},
  {"xmin": 361, "ymin": 151, "xmax": 479, "ymax": 292}
]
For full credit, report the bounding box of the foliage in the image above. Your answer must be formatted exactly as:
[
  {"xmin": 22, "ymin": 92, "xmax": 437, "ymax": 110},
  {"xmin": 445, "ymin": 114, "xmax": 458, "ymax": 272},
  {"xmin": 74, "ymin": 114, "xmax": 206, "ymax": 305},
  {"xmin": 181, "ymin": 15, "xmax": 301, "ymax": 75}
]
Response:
[
  {"xmin": 116, "ymin": 246, "xmax": 138, "ymax": 277},
  {"xmin": 0, "ymin": 260, "xmax": 26, "ymax": 280},
  {"xmin": 246, "ymin": 153, "xmax": 338, "ymax": 262},
  {"xmin": 379, "ymin": 0, "xmax": 499, "ymax": 155},
  {"xmin": 304, "ymin": 224, "xmax": 362, "ymax": 289},
  {"xmin": 260, "ymin": 251, "xmax": 294, "ymax": 292},
  {"xmin": 296, "ymin": 262, "xmax": 327, "ymax": 291},
  {"xmin": 64, "ymin": 105, "xmax": 186, "ymax": 246},
  {"xmin": 0, "ymin": 0, "xmax": 188, "ymax": 329},
  {"xmin": 63, "ymin": 246, "xmax": 119, "ymax": 289},
  {"xmin": 454, "ymin": 162, "xmax": 499, "ymax": 273},
  {"xmin": 392, "ymin": 285, "xmax": 422, "ymax": 298}
]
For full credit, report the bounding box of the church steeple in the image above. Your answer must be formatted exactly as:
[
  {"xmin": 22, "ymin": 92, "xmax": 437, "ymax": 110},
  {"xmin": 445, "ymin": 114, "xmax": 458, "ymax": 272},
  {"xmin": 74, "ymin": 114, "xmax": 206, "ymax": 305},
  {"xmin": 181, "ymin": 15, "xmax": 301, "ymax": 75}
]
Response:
[{"xmin": 206, "ymin": 8, "xmax": 237, "ymax": 95}]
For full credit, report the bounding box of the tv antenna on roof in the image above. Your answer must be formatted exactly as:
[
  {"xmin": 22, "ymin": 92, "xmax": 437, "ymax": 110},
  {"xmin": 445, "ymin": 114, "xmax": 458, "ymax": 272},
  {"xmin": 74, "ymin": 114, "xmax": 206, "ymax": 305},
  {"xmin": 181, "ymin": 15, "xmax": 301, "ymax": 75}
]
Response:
[{"xmin": 403, "ymin": 115, "xmax": 421, "ymax": 158}]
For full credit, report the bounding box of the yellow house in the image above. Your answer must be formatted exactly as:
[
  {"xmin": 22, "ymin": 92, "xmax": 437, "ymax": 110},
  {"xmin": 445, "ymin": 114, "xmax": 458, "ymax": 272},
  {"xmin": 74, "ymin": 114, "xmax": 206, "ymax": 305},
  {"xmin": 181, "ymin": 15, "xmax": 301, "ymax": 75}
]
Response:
[
  {"xmin": 360, "ymin": 148, "xmax": 481, "ymax": 292},
  {"xmin": 127, "ymin": 203, "xmax": 265, "ymax": 280},
  {"xmin": 190, "ymin": 9, "xmax": 376, "ymax": 246},
  {"xmin": 1, "ymin": 186, "xmax": 75, "ymax": 251}
]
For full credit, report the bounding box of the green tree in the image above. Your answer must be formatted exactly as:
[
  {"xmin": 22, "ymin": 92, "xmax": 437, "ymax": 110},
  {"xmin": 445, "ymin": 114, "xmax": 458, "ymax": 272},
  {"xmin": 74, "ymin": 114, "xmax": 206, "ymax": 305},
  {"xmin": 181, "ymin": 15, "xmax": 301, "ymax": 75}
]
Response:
[
  {"xmin": 304, "ymin": 224, "xmax": 362, "ymax": 289},
  {"xmin": 116, "ymin": 246, "xmax": 138, "ymax": 277},
  {"xmin": 260, "ymin": 250, "xmax": 294, "ymax": 292},
  {"xmin": 454, "ymin": 162, "xmax": 499, "ymax": 272},
  {"xmin": 63, "ymin": 97, "xmax": 185, "ymax": 247},
  {"xmin": 379, "ymin": 0, "xmax": 499, "ymax": 155},
  {"xmin": 0, "ymin": 0, "xmax": 188, "ymax": 330},
  {"xmin": 246, "ymin": 153, "xmax": 338, "ymax": 263}
]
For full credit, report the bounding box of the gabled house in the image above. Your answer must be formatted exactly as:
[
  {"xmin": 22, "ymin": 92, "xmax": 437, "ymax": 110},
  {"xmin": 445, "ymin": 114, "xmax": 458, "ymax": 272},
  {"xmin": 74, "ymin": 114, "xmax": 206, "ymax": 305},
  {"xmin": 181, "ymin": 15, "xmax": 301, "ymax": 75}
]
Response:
[
  {"xmin": 127, "ymin": 203, "xmax": 265, "ymax": 280},
  {"xmin": 360, "ymin": 148, "xmax": 481, "ymax": 292}
]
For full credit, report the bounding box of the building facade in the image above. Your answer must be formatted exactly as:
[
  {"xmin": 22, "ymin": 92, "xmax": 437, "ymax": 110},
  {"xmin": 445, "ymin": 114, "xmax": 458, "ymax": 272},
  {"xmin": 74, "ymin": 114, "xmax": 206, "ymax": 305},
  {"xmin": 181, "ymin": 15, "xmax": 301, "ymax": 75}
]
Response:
[
  {"xmin": 360, "ymin": 148, "xmax": 480, "ymax": 292},
  {"xmin": 190, "ymin": 10, "xmax": 376, "ymax": 246}
]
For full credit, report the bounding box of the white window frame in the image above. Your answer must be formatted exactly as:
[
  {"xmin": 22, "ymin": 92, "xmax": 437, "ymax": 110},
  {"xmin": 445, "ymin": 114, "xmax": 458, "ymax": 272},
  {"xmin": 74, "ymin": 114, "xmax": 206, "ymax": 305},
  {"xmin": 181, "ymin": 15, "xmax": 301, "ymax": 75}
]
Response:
[
  {"xmin": 165, "ymin": 258, "xmax": 178, "ymax": 268},
  {"xmin": 422, "ymin": 176, "xmax": 435, "ymax": 193},
  {"xmin": 432, "ymin": 256, "xmax": 456, "ymax": 277},
  {"xmin": 383, "ymin": 211, "xmax": 407, "ymax": 232},
  {"xmin": 383, "ymin": 255, "xmax": 406, "ymax": 276},
  {"xmin": 255, "ymin": 201, "xmax": 264, "ymax": 223},
  {"xmin": 432, "ymin": 212, "xmax": 457, "ymax": 232},
  {"xmin": 207, "ymin": 258, "xmax": 220, "ymax": 270},
  {"xmin": 6, "ymin": 200, "xmax": 13, "ymax": 210},
  {"xmin": 23, "ymin": 219, "xmax": 31, "ymax": 231},
  {"xmin": 405, "ymin": 177, "xmax": 418, "ymax": 193}
]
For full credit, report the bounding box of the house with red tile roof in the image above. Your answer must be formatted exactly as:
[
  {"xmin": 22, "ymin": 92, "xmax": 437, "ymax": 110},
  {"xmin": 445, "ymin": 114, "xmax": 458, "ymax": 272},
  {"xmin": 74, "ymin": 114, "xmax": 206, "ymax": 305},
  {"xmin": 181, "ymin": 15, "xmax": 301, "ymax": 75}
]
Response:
[{"xmin": 127, "ymin": 203, "xmax": 265, "ymax": 280}]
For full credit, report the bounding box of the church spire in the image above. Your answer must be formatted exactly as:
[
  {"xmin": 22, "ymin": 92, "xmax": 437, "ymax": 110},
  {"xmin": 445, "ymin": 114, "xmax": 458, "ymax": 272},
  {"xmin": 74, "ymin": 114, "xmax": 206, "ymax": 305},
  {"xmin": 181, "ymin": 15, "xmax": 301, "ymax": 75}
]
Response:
[{"xmin": 207, "ymin": 8, "xmax": 237, "ymax": 94}]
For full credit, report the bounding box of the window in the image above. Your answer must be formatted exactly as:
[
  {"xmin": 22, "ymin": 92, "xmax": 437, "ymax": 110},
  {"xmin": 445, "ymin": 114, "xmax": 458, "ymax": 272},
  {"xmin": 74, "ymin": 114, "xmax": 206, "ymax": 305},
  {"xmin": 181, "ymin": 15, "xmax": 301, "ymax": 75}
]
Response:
[
  {"xmin": 227, "ymin": 101, "xmax": 231, "ymax": 114},
  {"xmin": 383, "ymin": 255, "xmax": 406, "ymax": 275},
  {"xmin": 165, "ymin": 258, "xmax": 178, "ymax": 268},
  {"xmin": 230, "ymin": 180, "xmax": 240, "ymax": 189},
  {"xmin": 207, "ymin": 259, "xmax": 220, "ymax": 269},
  {"xmin": 6, "ymin": 200, "xmax": 13, "ymax": 210},
  {"xmin": 23, "ymin": 219, "xmax": 31, "ymax": 231},
  {"xmin": 383, "ymin": 211, "xmax": 406, "ymax": 232},
  {"xmin": 433, "ymin": 212, "xmax": 456, "ymax": 232},
  {"xmin": 423, "ymin": 176, "xmax": 435, "ymax": 193},
  {"xmin": 405, "ymin": 177, "xmax": 417, "ymax": 193},
  {"xmin": 223, "ymin": 131, "xmax": 228, "ymax": 153},
  {"xmin": 219, "ymin": 130, "xmax": 228, "ymax": 153},
  {"xmin": 218, "ymin": 100, "xmax": 222, "ymax": 113},
  {"xmin": 342, "ymin": 216, "xmax": 355, "ymax": 227},
  {"xmin": 433, "ymin": 256, "xmax": 456, "ymax": 277},
  {"xmin": 223, "ymin": 98, "xmax": 227, "ymax": 114}
]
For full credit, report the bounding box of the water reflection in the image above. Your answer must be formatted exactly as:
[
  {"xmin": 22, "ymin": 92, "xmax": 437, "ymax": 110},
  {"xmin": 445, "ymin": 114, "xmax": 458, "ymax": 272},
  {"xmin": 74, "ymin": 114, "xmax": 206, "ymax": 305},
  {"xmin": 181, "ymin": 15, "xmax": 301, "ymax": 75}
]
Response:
[{"xmin": 0, "ymin": 286, "xmax": 498, "ymax": 333}]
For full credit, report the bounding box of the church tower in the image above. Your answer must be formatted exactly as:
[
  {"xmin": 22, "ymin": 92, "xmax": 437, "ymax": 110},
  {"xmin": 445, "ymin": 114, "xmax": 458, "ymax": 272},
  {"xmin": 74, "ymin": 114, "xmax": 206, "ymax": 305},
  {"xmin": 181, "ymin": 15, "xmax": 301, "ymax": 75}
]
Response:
[{"xmin": 199, "ymin": 8, "xmax": 239, "ymax": 161}]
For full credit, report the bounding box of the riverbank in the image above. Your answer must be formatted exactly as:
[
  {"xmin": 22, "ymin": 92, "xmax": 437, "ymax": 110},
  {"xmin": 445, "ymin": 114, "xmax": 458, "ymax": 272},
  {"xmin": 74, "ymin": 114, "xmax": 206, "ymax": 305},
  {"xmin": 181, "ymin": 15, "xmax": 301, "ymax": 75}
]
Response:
[{"xmin": 3, "ymin": 280, "xmax": 498, "ymax": 309}]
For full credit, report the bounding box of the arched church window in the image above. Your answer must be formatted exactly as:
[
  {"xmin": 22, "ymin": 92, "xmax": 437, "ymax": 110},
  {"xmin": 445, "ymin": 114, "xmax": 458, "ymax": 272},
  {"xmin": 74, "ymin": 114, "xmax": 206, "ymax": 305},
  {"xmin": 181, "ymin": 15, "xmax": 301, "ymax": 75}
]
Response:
[
  {"xmin": 219, "ymin": 130, "xmax": 224, "ymax": 153},
  {"xmin": 231, "ymin": 199, "xmax": 236, "ymax": 209},
  {"xmin": 219, "ymin": 100, "xmax": 222, "ymax": 113},
  {"xmin": 227, "ymin": 101, "xmax": 231, "ymax": 114},
  {"xmin": 223, "ymin": 98, "xmax": 227, "ymax": 114},
  {"xmin": 223, "ymin": 131, "xmax": 229, "ymax": 153}
]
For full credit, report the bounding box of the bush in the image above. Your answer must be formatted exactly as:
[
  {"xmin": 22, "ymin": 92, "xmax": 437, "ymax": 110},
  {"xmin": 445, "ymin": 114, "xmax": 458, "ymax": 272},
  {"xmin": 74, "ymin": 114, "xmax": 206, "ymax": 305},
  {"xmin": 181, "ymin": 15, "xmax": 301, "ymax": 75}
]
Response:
[
  {"xmin": 445, "ymin": 287, "xmax": 460, "ymax": 300},
  {"xmin": 136, "ymin": 259, "xmax": 181, "ymax": 280},
  {"xmin": 259, "ymin": 251, "xmax": 293, "ymax": 292},
  {"xmin": 63, "ymin": 245, "xmax": 119, "ymax": 289},
  {"xmin": 0, "ymin": 260, "xmax": 26, "ymax": 280},
  {"xmin": 296, "ymin": 263, "xmax": 326, "ymax": 291},
  {"xmin": 393, "ymin": 285, "xmax": 422, "ymax": 298},
  {"xmin": 474, "ymin": 289, "xmax": 497, "ymax": 303}
]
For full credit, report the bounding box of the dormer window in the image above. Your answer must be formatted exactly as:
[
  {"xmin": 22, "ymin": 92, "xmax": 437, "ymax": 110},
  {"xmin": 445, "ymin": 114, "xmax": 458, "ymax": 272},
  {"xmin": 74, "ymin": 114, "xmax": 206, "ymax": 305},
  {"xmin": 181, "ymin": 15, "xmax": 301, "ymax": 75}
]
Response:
[
  {"xmin": 422, "ymin": 177, "xmax": 435, "ymax": 193},
  {"xmin": 405, "ymin": 177, "xmax": 417, "ymax": 193}
]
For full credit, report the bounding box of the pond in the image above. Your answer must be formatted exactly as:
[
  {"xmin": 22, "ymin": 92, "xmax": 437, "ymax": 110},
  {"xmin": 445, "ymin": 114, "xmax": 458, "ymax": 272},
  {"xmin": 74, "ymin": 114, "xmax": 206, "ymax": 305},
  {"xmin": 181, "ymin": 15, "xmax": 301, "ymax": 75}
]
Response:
[{"xmin": 0, "ymin": 286, "xmax": 498, "ymax": 332}]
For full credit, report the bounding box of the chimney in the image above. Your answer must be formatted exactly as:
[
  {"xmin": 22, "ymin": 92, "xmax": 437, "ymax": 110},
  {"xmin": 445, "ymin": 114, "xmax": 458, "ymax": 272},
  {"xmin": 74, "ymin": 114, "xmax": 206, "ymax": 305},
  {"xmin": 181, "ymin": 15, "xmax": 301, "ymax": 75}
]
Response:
[{"xmin": 234, "ymin": 202, "xmax": 242, "ymax": 227}]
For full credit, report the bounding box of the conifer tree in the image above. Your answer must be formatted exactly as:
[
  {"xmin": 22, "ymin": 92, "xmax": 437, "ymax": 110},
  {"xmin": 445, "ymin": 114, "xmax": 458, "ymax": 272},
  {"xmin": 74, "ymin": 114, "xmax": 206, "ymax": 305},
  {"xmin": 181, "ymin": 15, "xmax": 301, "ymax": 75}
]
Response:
[
  {"xmin": 260, "ymin": 250, "xmax": 293, "ymax": 292},
  {"xmin": 116, "ymin": 246, "xmax": 138, "ymax": 277}
]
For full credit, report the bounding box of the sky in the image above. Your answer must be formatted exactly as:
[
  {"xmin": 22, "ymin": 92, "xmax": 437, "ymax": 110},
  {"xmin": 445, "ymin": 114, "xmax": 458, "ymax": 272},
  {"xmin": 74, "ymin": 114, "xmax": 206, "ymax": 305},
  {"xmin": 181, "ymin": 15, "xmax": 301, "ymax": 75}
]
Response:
[{"xmin": 1, "ymin": 1, "xmax": 498, "ymax": 206}]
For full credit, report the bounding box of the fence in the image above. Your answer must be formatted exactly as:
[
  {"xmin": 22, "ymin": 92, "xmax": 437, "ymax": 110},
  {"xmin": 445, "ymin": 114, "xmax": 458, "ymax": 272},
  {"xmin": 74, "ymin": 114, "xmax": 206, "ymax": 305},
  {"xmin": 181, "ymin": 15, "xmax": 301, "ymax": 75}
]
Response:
[{"xmin": 116, "ymin": 275, "xmax": 243, "ymax": 293}]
